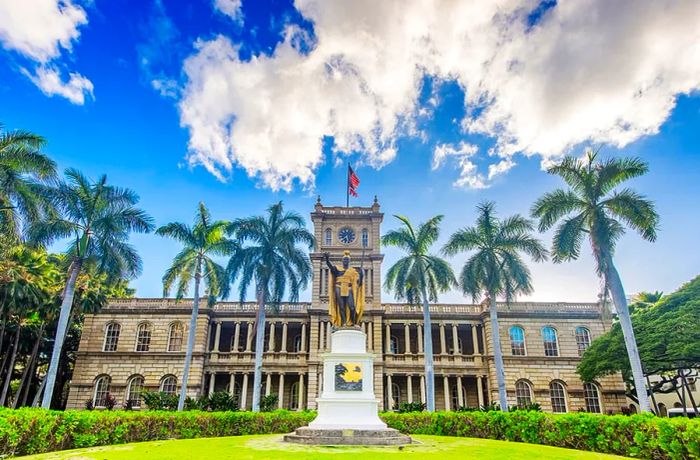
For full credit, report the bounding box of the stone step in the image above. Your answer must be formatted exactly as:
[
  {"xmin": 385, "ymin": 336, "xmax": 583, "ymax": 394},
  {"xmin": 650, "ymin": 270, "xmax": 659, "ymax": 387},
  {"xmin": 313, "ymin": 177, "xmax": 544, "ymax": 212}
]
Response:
[{"xmin": 284, "ymin": 427, "xmax": 412, "ymax": 446}]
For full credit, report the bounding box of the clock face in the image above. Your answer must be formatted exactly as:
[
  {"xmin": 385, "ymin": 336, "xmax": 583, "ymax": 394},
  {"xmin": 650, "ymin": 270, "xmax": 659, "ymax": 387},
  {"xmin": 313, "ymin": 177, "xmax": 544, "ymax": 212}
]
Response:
[{"xmin": 338, "ymin": 227, "xmax": 356, "ymax": 244}]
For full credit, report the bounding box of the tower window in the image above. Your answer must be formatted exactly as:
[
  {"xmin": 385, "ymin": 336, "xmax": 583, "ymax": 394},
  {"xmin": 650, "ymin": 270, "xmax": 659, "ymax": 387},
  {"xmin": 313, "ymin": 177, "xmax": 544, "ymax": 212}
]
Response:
[
  {"xmin": 324, "ymin": 228, "xmax": 332, "ymax": 245},
  {"xmin": 361, "ymin": 228, "xmax": 369, "ymax": 247}
]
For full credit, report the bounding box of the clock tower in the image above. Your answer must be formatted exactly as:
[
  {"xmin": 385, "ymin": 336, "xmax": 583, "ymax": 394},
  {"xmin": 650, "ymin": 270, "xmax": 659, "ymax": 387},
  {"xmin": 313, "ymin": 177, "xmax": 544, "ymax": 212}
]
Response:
[{"xmin": 310, "ymin": 196, "xmax": 384, "ymax": 309}]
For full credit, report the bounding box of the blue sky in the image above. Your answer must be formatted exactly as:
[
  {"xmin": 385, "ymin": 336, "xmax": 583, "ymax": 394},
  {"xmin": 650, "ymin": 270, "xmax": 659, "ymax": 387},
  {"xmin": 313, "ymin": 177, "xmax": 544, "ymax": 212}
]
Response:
[{"xmin": 1, "ymin": 0, "xmax": 698, "ymax": 303}]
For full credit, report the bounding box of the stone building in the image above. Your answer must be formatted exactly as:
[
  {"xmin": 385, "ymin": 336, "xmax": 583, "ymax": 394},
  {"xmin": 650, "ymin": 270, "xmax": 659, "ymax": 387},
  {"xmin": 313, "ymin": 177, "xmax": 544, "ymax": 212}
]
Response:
[{"xmin": 67, "ymin": 199, "xmax": 627, "ymax": 413}]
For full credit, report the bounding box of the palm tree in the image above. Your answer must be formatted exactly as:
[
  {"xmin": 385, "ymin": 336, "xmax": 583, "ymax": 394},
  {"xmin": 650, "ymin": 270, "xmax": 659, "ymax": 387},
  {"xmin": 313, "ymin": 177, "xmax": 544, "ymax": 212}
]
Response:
[
  {"xmin": 223, "ymin": 202, "xmax": 313, "ymax": 412},
  {"xmin": 443, "ymin": 202, "xmax": 547, "ymax": 411},
  {"xmin": 0, "ymin": 123, "xmax": 56, "ymax": 242},
  {"xmin": 531, "ymin": 150, "xmax": 659, "ymax": 412},
  {"xmin": 29, "ymin": 168, "xmax": 154, "ymax": 409},
  {"xmin": 157, "ymin": 202, "xmax": 236, "ymax": 411},
  {"xmin": 382, "ymin": 215, "xmax": 456, "ymax": 412}
]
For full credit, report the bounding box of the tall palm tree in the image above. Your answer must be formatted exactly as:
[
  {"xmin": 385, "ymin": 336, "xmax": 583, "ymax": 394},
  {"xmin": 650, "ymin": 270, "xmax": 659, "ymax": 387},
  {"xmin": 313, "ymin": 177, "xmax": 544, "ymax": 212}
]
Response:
[
  {"xmin": 382, "ymin": 215, "xmax": 456, "ymax": 412},
  {"xmin": 443, "ymin": 202, "xmax": 547, "ymax": 411},
  {"xmin": 531, "ymin": 150, "xmax": 659, "ymax": 412},
  {"xmin": 223, "ymin": 202, "xmax": 313, "ymax": 412},
  {"xmin": 0, "ymin": 123, "xmax": 56, "ymax": 241},
  {"xmin": 29, "ymin": 168, "xmax": 154, "ymax": 409},
  {"xmin": 157, "ymin": 202, "xmax": 236, "ymax": 411}
]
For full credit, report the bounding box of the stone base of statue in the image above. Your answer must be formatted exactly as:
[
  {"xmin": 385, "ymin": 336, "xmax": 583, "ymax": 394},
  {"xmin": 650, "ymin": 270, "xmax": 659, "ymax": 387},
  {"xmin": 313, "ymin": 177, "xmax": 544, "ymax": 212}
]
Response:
[{"xmin": 284, "ymin": 328, "xmax": 411, "ymax": 446}]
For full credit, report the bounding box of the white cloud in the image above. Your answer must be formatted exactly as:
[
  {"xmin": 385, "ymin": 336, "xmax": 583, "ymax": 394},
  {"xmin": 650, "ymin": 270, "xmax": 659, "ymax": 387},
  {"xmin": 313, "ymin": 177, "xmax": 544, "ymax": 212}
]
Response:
[
  {"xmin": 179, "ymin": 0, "xmax": 700, "ymax": 190},
  {"xmin": 433, "ymin": 142, "xmax": 487, "ymax": 189},
  {"xmin": 0, "ymin": 0, "xmax": 93, "ymax": 104},
  {"xmin": 214, "ymin": 0, "xmax": 243, "ymax": 24},
  {"xmin": 25, "ymin": 65, "xmax": 94, "ymax": 105}
]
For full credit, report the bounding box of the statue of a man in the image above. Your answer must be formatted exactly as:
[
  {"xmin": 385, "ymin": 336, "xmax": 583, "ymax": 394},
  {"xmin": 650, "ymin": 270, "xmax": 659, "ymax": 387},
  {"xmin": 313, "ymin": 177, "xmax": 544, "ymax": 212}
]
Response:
[{"xmin": 324, "ymin": 251, "xmax": 365, "ymax": 327}]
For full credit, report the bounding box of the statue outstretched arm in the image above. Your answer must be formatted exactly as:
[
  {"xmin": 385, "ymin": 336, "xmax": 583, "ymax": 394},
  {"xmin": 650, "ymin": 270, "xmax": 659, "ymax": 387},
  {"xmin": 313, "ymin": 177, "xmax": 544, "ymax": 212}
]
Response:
[{"xmin": 323, "ymin": 252, "xmax": 340, "ymax": 276}]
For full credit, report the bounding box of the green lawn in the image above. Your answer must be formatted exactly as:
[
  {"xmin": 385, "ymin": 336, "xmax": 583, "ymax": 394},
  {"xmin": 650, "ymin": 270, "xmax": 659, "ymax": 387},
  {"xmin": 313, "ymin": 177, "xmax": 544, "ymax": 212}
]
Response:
[{"xmin": 20, "ymin": 434, "xmax": 630, "ymax": 459}]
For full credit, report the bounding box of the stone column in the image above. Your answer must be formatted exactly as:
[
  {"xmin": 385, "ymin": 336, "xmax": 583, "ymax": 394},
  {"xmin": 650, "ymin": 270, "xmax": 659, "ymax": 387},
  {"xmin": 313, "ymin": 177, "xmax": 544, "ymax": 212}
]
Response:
[
  {"xmin": 368, "ymin": 321, "xmax": 374, "ymax": 351},
  {"xmin": 417, "ymin": 323, "xmax": 424, "ymax": 353},
  {"xmin": 208, "ymin": 373, "xmax": 216, "ymax": 396},
  {"xmin": 245, "ymin": 321, "xmax": 253, "ymax": 352},
  {"xmin": 232, "ymin": 322, "xmax": 241, "ymax": 352},
  {"xmin": 300, "ymin": 322, "xmax": 307, "ymax": 352},
  {"xmin": 240, "ymin": 373, "xmax": 249, "ymax": 410},
  {"xmin": 477, "ymin": 376, "xmax": 485, "ymax": 408},
  {"xmin": 299, "ymin": 373, "xmax": 305, "ymax": 410},
  {"xmin": 268, "ymin": 321, "xmax": 276, "ymax": 352},
  {"xmin": 385, "ymin": 323, "xmax": 391, "ymax": 353},
  {"xmin": 278, "ymin": 373, "xmax": 285, "ymax": 409},
  {"xmin": 265, "ymin": 373, "xmax": 272, "ymax": 396},
  {"xmin": 404, "ymin": 323, "xmax": 411, "ymax": 354},
  {"xmin": 420, "ymin": 375, "xmax": 426, "ymax": 404},
  {"xmin": 386, "ymin": 374, "xmax": 394, "ymax": 410},
  {"xmin": 439, "ymin": 323, "xmax": 447, "ymax": 354},
  {"xmin": 452, "ymin": 324, "xmax": 460, "ymax": 355},
  {"xmin": 318, "ymin": 321, "xmax": 325, "ymax": 351},
  {"xmin": 443, "ymin": 375, "xmax": 450, "ymax": 411},
  {"xmin": 457, "ymin": 376, "xmax": 464, "ymax": 407},
  {"xmin": 472, "ymin": 324, "xmax": 480, "ymax": 355},
  {"xmin": 326, "ymin": 322, "xmax": 331, "ymax": 349},
  {"xmin": 281, "ymin": 322, "xmax": 288, "ymax": 353},
  {"xmin": 213, "ymin": 321, "xmax": 222, "ymax": 352},
  {"xmin": 407, "ymin": 375, "xmax": 413, "ymax": 403},
  {"xmin": 229, "ymin": 372, "xmax": 236, "ymax": 394}
]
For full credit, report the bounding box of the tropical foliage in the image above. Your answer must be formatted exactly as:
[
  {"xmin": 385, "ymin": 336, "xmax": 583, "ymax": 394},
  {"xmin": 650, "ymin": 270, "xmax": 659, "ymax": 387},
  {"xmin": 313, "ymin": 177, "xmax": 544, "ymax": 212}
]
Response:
[
  {"xmin": 443, "ymin": 202, "xmax": 547, "ymax": 411},
  {"xmin": 157, "ymin": 202, "xmax": 236, "ymax": 410},
  {"xmin": 532, "ymin": 150, "xmax": 659, "ymax": 412},
  {"xmin": 223, "ymin": 202, "xmax": 314, "ymax": 412},
  {"xmin": 382, "ymin": 215, "xmax": 456, "ymax": 412}
]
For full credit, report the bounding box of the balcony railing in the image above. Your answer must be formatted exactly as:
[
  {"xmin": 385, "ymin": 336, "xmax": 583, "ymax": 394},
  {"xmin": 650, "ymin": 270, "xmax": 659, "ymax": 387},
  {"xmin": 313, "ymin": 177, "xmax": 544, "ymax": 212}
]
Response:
[
  {"xmin": 384, "ymin": 353, "xmax": 479, "ymax": 366},
  {"xmin": 208, "ymin": 351, "xmax": 308, "ymax": 365}
]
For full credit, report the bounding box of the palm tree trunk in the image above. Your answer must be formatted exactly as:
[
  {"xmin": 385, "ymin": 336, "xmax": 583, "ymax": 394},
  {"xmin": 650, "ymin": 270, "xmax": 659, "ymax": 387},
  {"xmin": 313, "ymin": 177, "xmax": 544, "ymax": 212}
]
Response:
[
  {"xmin": 14, "ymin": 323, "xmax": 45, "ymax": 408},
  {"xmin": 31, "ymin": 376, "xmax": 46, "ymax": 407},
  {"xmin": 601, "ymin": 253, "xmax": 651, "ymax": 413},
  {"xmin": 177, "ymin": 258, "xmax": 202, "ymax": 411},
  {"xmin": 0, "ymin": 325, "xmax": 21, "ymax": 406},
  {"xmin": 0, "ymin": 315, "xmax": 7, "ymax": 357},
  {"xmin": 489, "ymin": 293, "xmax": 508, "ymax": 412},
  {"xmin": 251, "ymin": 287, "xmax": 266, "ymax": 412},
  {"xmin": 41, "ymin": 257, "xmax": 83, "ymax": 409},
  {"xmin": 419, "ymin": 285, "xmax": 435, "ymax": 412}
]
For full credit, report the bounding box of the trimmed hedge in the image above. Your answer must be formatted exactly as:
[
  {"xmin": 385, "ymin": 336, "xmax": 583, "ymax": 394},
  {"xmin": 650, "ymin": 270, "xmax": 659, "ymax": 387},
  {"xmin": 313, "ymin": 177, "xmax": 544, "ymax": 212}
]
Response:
[
  {"xmin": 0, "ymin": 408, "xmax": 314, "ymax": 457},
  {"xmin": 382, "ymin": 411, "xmax": 700, "ymax": 459},
  {"xmin": 1, "ymin": 408, "xmax": 699, "ymax": 459}
]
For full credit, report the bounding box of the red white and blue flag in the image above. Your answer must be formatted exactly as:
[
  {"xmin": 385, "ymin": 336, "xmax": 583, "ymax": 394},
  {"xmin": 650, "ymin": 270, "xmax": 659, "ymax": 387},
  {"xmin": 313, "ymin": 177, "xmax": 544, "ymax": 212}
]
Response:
[{"xmin": 348, "ymin": 165, "xmax": 360, "ymax": 197}]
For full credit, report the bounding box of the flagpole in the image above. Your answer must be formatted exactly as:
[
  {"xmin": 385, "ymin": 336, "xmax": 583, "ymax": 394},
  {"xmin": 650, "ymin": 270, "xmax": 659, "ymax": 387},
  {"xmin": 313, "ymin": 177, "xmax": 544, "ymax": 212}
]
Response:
[{"xmin": 346, "ymin": 162, "xmax": 350, "ymax": 207}]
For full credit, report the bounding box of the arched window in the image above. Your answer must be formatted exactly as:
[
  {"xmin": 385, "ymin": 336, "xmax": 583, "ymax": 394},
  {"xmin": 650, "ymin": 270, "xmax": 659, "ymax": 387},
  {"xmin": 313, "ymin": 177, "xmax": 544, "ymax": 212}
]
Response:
[
  {"xmin": 135, "ymin": 322, "xmax": 152, "ymax": 352},
  {"xmin": 289, "ymin": 381, "xmax": 300, "ymax": 410},
  {"xmin": 549, "ymin": 381, "xmax": 568, "ymax": 413},
  {"xmin": 515, "ymin": 380, "xmax": 533, "ymax": 408},
  {"xmin": 509, "ymin": 326, "xmax": 526, "ymax": 356},
  {"xmin": 168, "ymin": 322, "xmax": 184, "ymax": 352},
  {"xmin": 575, "ymin": 327, "xmax": 591, "ymax": 356},
  {"xmin": 93, "ymin": 375, "xmax": 111, "ymax": 408},
  {"xmin": 294, "ymin": 335, "xmax": 303, "ymax": 352},
  {"xmin": 391, "ymin": 382, "xmax": 401, "ymax": 409},
  {"xmin": 542, "ymin": 326, "xmax": 559, "ymax": 357},
  {"xmin": 103, "ymin": 322, "xmax": 120, "ymax": 352},
  {"xmin": 451, "ymin": 383, "xmax": 468, "ymax": 410},
  {"xmin": 324, "ymin": 228, "xmax": 332, "ymax": 245},
  {"xmin": 583, "ymin": 382, "xmax": 602, "ymax": 413},
  {"xmin": 361, "ymin": 228, "xmax": 369, "ymax": 247},
  {"xmin": 389, "ymin": 336, "xmax": 399, "ymax": 354},
  {"xmin": 160, "ymin": 375, "xmax": 177, "ymax": 395},
  {"xmin": 126, "ymin": 375, "xmax": 145, "ymax": 408}
]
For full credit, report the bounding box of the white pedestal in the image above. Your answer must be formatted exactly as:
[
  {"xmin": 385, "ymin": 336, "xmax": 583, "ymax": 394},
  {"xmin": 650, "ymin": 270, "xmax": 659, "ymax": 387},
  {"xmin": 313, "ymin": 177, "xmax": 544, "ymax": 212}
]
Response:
[{"xmin": 308, "ymin": 328, "xmax": 387, "ymax": 430}]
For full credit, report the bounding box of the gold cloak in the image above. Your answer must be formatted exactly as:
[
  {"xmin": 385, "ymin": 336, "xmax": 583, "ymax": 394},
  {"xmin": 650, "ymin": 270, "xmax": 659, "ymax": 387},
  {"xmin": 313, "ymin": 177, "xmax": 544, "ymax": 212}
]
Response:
[{"xmin": 328, "ymin": 266, "xmax": 365, "ymax": 327}]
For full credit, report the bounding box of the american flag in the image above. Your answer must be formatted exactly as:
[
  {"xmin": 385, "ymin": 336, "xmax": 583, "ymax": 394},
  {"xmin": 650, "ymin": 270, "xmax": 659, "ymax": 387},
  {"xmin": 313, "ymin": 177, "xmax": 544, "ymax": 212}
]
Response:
[{"xmin": 348, "ymin": 165, "xmax": 360, "ymax": 197}]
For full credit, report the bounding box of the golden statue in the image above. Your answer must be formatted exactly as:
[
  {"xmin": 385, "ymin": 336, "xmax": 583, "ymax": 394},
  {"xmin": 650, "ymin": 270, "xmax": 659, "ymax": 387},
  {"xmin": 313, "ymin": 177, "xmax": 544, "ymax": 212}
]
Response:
[{"xmin": 324, "ymin": 251, "xmax": 365, "ymax": 327}]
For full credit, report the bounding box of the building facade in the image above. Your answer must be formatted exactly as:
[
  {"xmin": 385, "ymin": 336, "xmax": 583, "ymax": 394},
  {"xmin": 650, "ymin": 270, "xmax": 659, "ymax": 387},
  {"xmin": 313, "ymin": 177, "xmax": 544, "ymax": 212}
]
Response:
[{"xmin": 67, "ymin": 199, "xmax": 627, "ymax": 413}]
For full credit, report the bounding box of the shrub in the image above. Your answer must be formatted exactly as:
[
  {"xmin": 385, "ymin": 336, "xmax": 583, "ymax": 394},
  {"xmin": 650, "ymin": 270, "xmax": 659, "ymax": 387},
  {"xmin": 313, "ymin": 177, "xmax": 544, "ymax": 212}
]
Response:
[
  {"xmin": 103, "ymin": 393, "xmax": 117, "ymax": 411},
  {"xmin": 260, "ymin": 394, "xmax": 278, "ymax": 412},
  {"xmin": 398, "ymin": 402, "xmax": 426, "ymax": 413},
  {"xmin": 142, "ymin": 392, "xmax": 178, "ymax": 411},
  {"xmin": 208, "ymin": 392, "xmax": 238, "ymax": 412}
]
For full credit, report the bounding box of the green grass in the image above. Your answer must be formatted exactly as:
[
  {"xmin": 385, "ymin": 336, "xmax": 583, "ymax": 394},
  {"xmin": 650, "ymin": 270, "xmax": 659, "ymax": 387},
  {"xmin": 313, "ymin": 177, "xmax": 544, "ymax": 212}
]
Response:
[{"xmin": 19, "ymin": 434, "xmax": 630, "ymax": 459}]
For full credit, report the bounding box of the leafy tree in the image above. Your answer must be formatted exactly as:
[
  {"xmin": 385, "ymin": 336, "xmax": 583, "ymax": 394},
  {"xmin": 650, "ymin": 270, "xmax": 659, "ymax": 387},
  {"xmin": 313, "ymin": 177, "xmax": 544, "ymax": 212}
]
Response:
[
  {"xmin": 382, "ymin": 215, "xmax": 456, "ymax": 412},
  {"xmin": 443, "ymin": 202, "xmax": 547, "ymax": 411},
  {"xmin": 531, "ymin": 150, "xmax": 659, "ymax": 412},
  {"xmin": 0, "ymin": 123, "xmax": 56, "ymax": 242},
  {"xmin": 157, "ymin": 202, "xmax": 236, "ymax": 411},
  {"xmin": 578, "ymin": 275, "xmax": 700, "ymax": 411},
  {"xmin": 223, "ymin": 202, "xmax": 313, "ymax": 412},
  {"xmin": 29, "ymin": 169, "xmax": 154, "ymax": 409}
]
